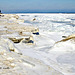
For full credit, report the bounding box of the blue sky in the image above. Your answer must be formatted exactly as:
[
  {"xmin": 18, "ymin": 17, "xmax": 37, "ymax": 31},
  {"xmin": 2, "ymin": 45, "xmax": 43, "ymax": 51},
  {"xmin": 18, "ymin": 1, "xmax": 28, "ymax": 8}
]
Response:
[{"xmin": 0, "ymin": 0, "xmax": 75, "ymax": 13}]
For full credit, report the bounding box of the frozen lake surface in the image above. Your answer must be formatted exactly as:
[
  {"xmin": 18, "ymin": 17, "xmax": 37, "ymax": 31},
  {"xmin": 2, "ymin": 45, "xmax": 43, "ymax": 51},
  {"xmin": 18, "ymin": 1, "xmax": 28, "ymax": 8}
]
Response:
[
  {"xmin": 16, "ymin": 14, "xmax": 75, "ymax": 75},
  {"xmin": 0, "ymin": 13, "xmax": 75, "ymax": 75}
]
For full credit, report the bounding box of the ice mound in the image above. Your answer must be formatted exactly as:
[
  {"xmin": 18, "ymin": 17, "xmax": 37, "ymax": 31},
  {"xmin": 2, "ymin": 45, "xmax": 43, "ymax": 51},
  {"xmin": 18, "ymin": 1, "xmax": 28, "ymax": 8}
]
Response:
[
  {"xmin": 50, "ymin": 34, "xmax": 75, "ymax": 52},
  {"xmin": 0, "ymin": 14, "xmax": 24, "ymax": 24}
]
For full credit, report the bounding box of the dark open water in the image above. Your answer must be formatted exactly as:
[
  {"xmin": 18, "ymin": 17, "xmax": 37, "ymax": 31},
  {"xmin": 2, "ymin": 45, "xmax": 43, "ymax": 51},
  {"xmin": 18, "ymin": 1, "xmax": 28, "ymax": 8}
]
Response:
[{"xmin": 3, "ymin": 12, "xmax": 75, "ymax": 14}]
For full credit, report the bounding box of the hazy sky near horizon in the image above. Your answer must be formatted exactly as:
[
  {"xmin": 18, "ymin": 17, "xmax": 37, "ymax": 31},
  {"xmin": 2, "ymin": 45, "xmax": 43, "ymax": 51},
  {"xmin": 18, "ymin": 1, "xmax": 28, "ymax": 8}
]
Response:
[{"xmin": 0, "ymin": 0, "xmax": 75, "ymax": 12}]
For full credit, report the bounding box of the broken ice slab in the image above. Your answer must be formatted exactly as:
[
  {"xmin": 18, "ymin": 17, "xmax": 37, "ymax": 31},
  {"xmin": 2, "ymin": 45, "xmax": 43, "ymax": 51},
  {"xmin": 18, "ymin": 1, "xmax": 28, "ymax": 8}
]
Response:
[
  {"xmin": 8, "ymin": 36, "xmax": 34, "ymax": 44},
  {"xmin": 9, "ymin": 38, "xmax": 23, "ymax": 43}
]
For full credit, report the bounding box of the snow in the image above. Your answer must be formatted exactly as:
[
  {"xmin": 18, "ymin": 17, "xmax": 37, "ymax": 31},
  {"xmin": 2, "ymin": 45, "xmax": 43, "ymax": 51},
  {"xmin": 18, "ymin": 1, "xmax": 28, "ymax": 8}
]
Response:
[
  {"xmin": 0, "ymin": 13, "xmax": 75, "ymax": 75},
  {"xmin": 17, "ymin": 13, "xmax": 75, "ymax": 75}
]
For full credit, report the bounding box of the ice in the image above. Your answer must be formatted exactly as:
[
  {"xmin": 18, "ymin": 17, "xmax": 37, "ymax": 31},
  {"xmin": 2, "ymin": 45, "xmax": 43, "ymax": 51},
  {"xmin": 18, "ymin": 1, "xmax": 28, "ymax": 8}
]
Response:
[
  {"xmin": 0, "ymin": 13, "xmax": 75, "ymax": 75},
  {"xmin": 17, "ymin": 13, "xmax": 75, "ymax": 75}
]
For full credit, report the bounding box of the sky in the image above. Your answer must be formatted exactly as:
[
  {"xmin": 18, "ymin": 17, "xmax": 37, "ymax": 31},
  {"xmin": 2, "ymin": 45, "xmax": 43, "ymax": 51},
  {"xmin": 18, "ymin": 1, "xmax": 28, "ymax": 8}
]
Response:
[{"xmin": 0, "ymin": 0, "xmax": 75, "ymax": 13}]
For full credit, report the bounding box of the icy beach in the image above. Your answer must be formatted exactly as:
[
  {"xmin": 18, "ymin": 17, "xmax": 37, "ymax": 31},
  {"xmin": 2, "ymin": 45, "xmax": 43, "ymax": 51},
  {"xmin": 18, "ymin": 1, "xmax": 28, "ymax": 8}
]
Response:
[{"xmin": 0, "ymin": 13, "xmax": 75, "ymax": 75}]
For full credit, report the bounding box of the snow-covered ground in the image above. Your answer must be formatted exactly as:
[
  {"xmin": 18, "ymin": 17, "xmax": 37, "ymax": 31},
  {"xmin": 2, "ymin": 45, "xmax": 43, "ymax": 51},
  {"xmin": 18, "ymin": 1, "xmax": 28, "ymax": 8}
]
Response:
[
  {"xmin": 17, "ymin": 13, "xmax": 75, "ymax": 75},
  {"xmin": 0, "ymin": 13, "xmax": 75, "ymax": 75}
]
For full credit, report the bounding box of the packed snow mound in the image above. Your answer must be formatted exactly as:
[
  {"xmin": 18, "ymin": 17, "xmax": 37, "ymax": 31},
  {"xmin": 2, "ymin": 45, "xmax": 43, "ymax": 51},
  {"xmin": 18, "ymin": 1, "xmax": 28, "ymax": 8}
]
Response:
[
  {"xmin": 50, "ymin": 34, "xmax": 75, "ymax": 52},
  {"xmin": 0, "ymin": 37, "xmax": 20, "ymax": 53},
  {"xmin": 51, "ymin": 41, "xmax": 75, "ymax": 52}
]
